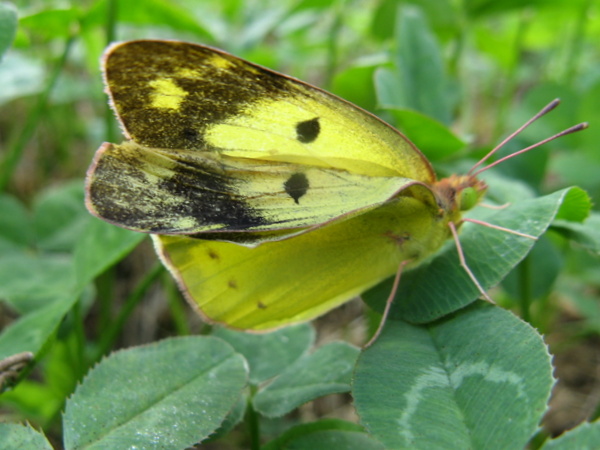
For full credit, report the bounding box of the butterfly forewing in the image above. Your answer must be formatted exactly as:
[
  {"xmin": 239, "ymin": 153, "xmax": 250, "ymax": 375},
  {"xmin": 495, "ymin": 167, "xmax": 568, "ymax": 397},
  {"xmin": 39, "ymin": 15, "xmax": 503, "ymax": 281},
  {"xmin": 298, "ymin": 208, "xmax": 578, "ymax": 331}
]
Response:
[{"xmin": 103, "ymin": 40, "xmax": 435, "ymax": 181}]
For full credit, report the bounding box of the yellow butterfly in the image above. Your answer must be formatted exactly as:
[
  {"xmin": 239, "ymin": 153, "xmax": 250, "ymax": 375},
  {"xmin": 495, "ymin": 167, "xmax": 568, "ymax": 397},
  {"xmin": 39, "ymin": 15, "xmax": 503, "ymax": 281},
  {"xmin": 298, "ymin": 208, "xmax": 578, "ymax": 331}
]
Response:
[{"xmin": 85, "ymin": 40, "xmax": 582, "ymax": 331}]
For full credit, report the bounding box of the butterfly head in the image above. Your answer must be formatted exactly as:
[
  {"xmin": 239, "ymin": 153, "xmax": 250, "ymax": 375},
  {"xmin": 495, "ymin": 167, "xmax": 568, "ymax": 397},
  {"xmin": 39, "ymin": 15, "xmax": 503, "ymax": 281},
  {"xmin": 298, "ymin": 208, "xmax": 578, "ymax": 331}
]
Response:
[{"xmin": 433, "ymin": 174, "xmax": 488, "ymax": 217}]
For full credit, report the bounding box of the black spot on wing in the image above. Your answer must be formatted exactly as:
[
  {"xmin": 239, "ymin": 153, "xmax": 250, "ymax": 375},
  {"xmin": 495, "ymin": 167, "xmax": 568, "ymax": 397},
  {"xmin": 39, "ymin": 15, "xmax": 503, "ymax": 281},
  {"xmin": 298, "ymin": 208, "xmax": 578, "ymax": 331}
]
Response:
[
  {"xmin": 296, "ymin": 118, "xmax": 320, "ymax": 143},
  {"xmin": 181, "ymin": 127, "xmax": 201, "ymax": 143},
  {"xmin": 284, "ymin": 173, "xmax": 309, "ymax": 204}
]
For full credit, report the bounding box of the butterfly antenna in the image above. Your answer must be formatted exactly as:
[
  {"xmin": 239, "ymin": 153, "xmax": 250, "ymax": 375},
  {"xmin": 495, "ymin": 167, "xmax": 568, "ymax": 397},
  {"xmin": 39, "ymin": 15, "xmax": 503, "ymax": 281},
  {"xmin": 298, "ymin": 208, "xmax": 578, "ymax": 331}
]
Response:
[
  {"xmin": 471, "ymin": 122, "xmax": 588, "ymax": 177},
  {"xmin": 468, "ymin": 99, "xmax": 588, "ymax": 177},
  {"xmin": 363, "ymin": 260, "xmax": 408, "ymax": 349},
  {"xmin": 468, "ymin": 99, "xmax": 560, "ymax": 175}
]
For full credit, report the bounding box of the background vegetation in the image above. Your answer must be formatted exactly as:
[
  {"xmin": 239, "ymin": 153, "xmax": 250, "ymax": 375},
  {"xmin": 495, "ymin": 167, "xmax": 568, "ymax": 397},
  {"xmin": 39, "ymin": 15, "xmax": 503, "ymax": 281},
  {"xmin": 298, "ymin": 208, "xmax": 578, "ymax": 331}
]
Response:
[{"xmin": 0, "ymin": 0, "xmax": 599, "ymax": 448}]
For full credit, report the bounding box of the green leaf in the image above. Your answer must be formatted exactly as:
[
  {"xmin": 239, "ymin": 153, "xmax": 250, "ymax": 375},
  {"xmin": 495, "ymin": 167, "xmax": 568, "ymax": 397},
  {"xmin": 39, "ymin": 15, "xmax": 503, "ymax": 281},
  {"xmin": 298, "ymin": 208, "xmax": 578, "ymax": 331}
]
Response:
[
  {"xmin": 353, "ymin": 303, "xmax": 554, "ymax": 449},
  {"xmin": 63, "ymin": 336, "xmax": 247, "ymax": 449},
  {"xmin": 253, "ymin": 341, "xmax": 360, "ymax": 417},
  {"xmin": 0, "ymin": 294, "xmax": 78, "ymax": 359},
  {"xmin": 0, "ymin": 2, "xmax": 17, "ymax": 60},
  {"xmin": 386, "ymin": 108, "xmax": 466, "ymax": 161},
  {"xmin": 502, "ymin": 235, "xmax": 563, "ymax": 300},
  {"xmin": 375, "ymin": 66, "xmax": 406, "ymax": 111},
  {"xmin": 83, "ymin": 0, "xmax": 213, "ymax": 40},
  {"xmin": 369, "ymin": 0, "xmax": 400, "ymax": 41},
  {"xmin": 365, "ymin": 187, "xmax": 587, "ymax": 323},
  {"xmin": 19, "ymin": 8, "xmax": 79, "ymax": 40},
  {"xmin": 203, "ymin": 395, "xmax": 246, "ymax": 443},
  {"xmin": 0, "ymin": 423, "xmax": 53, "ymax": 450},
  {"xmin": 277, "ymin": 429, "xmax": 385, "ymax": 449},
  {"xmin": 234, "ymin": 5, "xmax": 289, "ymax": 49},
  {"xmin": 553, "ymin": 213, "xmax": 600, "ymax": 254},
  {"xmin": 0, "ymin": 252, "xmax": 74, "ymax": 313},
  {"xmin": 465, "ymin": 0, "xmax": 572, "ymax": 17},
  {"xmin": 557, "ymin": 278, "xmax": 600, "ymax": 334},
  {"xmin": 553, "ymin": 186, "xmax": 592, "ymax": 222},
  {"xmin": 370, "ymin": 0, "xmax": 459, "ymax": 41},
  {"xmin": 392, "ymin": 6, "xmax": 452, "ymax": 124},
  {"xmin": 291, "ymin": 0, "xmax": 337, "ymax": 13},
  {"xmin": 0, "ymin": 194, "xmax": 33, "ymax": 251},
  {"xmin": 550, "ymin": 151, "xmax": 600, "ymax": 199},
  {"xmin": 542, "ymin": 420, "xmax": 600, "ymax": 449},
  {"xmin": 0, "ymin": 51, "xmax": 45, "ymax": 105},
  {"xmin": 263, "ymin": 419, "xmax": 383, "ymax": 450},
  {"xmin": 72, "ymin": 217, "xmax": 146, "ymax": 291},
  {"xmin": 0, "ymin": 380, "xmax": 63, "ymax": 424},
  {"xmin": 579, "ymin": 81, "xmax": 600, "ymax": 164},
  {"xmin": 482, "ymin": 170, "xmax": 537, "ymax": 204},
  {"xmin": 212, "ymin": 323, "xmax": 314, "ymax": 384},
  {"xmin": 331, "ymin": 64, "xmax": 378, "ymax": 112},
  {"xmin": 33, "ymin": 181, "xmax": 89, "ymax": 252}
]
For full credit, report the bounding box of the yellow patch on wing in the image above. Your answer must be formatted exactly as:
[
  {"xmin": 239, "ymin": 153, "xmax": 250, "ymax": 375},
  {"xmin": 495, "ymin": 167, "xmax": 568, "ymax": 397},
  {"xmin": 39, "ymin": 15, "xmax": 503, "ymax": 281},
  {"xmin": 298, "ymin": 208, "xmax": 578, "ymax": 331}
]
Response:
[
  {"xmin": 175, "ymin": 67, "xmax": 201, "ymax": 78},
  {"xmin": 205, "ymin": 91, "xmax": 429, "ymax": 179},
  {"xmin": 206, "ymin": 53, "xmax": 236, "ymax": 71},
  {"xmin": 148, "ymin": 78, "xmax": 188, "ymax": 110}
]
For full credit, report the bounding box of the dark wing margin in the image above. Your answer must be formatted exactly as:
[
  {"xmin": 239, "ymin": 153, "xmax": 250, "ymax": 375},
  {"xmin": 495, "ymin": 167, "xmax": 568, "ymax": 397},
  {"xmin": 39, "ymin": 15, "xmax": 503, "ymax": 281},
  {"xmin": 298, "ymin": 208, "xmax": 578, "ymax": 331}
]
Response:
[{"xmin": 85, "ymin": 142, "xmax": 267, "ymax": 234}]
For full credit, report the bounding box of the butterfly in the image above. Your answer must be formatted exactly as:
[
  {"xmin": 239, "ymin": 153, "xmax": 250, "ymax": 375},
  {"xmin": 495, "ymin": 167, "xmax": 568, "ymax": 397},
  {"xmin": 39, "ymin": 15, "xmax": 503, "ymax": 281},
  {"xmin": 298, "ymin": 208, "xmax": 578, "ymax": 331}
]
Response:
[{"xmin": 85, "ymin": 40, "xmax": 585, "ymax": 332}]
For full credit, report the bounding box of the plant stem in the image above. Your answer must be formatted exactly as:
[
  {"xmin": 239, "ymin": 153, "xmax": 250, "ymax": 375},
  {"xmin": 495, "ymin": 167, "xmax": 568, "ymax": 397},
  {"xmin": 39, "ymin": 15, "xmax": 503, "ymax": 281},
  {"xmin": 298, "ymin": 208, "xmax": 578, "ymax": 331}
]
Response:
[
  {"xmin": 246, "ymin": 387, "xmax": 261, "ymax": 450},
  {"xmin": 493, "ymin": 10, "xmax": 530, "ymax": 141},
  {"xmin": 105, "ymin": 0, "xmax": 118, "ymax": 44},
  {"xmin": 104, "ymin": 0, "xmax": 118, "ymax": 144},
  {"xmin": 72, "ymin": 297, "xmax": 88, "ymax": 380},
  {"xmin": 562, "ymin": 0, "xmax": 591, "ymax": 84},
  {"xmin": 97, "ymin": 267, "xmax": 116, "ymax": 340},
  {"xmin": 324, "ymin": 0, "xmax": 344, "ymax": 89}
]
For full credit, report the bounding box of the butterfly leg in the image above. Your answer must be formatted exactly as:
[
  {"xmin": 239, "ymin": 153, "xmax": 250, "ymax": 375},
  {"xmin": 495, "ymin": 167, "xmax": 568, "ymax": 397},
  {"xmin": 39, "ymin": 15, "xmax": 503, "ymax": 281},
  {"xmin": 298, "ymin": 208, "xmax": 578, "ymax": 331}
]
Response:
[
  {"xmin": 363, "ymin": 260, "xmax": 410, "ymax": 349},
  {"xmin": 448, "ymin": 222, "xmax": 495, "ymax": 303}
]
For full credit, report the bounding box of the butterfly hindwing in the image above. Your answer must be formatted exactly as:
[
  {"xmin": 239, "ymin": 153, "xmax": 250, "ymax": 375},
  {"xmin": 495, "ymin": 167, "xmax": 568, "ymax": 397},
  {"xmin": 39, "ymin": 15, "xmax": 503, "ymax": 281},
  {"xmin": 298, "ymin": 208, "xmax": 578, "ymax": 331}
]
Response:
[{"xmin": 154, "ymin": 188, "xmax": 447, "ymax": 331}]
